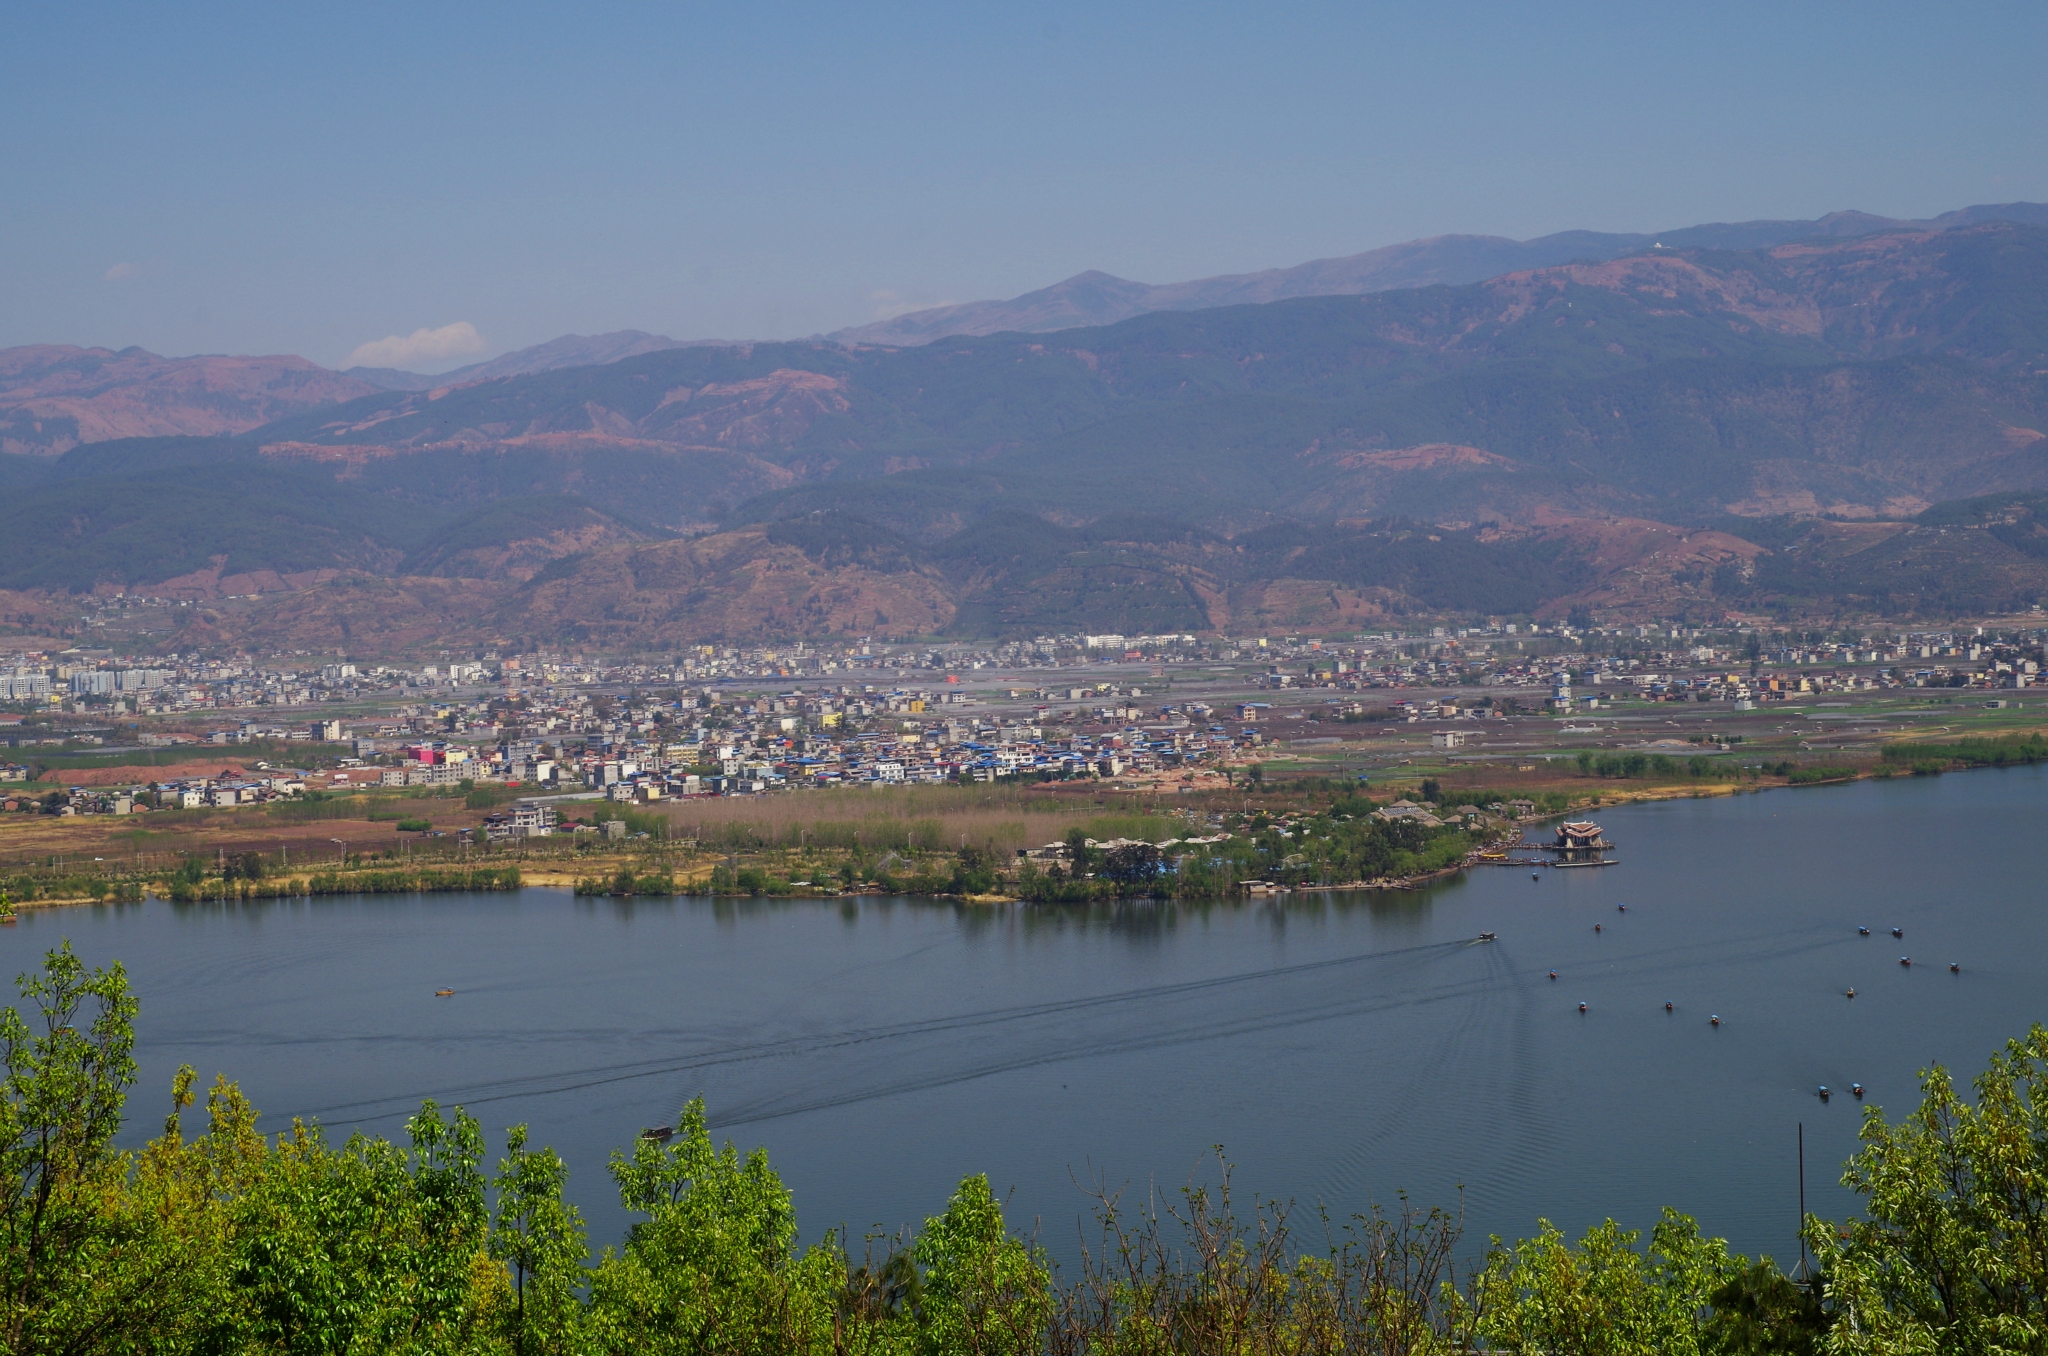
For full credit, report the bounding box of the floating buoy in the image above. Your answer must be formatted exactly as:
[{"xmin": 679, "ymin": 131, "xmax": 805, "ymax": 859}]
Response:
[
  {"xmin": 1858, "ymin": 927, "xmax": 1870, "ymax": 936},
  {"xmin": 1664, "ymin": 1002, "xmax": 1674, "ymax": 1012},
  {"xmin": 1578, "ymin": 1002, "xmax": 1588, "ymax": 1013},
  {"xmin": 1710, "ymin": 1014, "xmax": 1721, "ymax": 1026},
  {"xmin": 434, "ymin": 989, "xmax": 454, "ymax": 998},
  {"xmin": 1852, "ymin": 1083, "xmax": 1864, "ymax": 1098}
]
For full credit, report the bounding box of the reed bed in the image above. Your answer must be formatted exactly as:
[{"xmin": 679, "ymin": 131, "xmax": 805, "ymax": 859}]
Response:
[{"xmin": 651, "ymin": 785, "xmax": 1188, "ymax": 858}]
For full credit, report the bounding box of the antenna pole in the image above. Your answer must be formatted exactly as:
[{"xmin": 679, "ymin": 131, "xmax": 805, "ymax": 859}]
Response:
[{"xmin": 1797, "ymin": 1122, "xmax": 1809, "ymax": 1281}]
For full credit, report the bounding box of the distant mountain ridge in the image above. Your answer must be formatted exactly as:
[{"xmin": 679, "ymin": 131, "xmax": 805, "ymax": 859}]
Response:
[
  {"xmin": 221, "ymin": 221, "xmax": 2048, "ymax": 541},
  {"xmin": 10, "ymin": 213, "xmax": 2048, "ymax": 642},
  {"xmin": 7, "ymin": 201, "xmax": 2042, "ymax": 453},
  {"xmin": 343, "ymin": 330, "xmax": 744, "ymax": 390},
  {"xmin": 0, "ymin": 345, "xmax": 380, "ymax": 456},
  {"xmin": 826, "ymin": 201, "xmax": 2048, "ymax": 346}
]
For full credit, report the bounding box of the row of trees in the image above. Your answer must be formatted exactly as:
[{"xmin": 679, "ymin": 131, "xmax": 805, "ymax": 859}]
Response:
[
  {"xmin": 1015, "ymin": 805, "xmax": 1482, "ymax": 903},
  {"xmin": 5, "ymin": 943, "xmax": 2044, "ymax": 1352}
]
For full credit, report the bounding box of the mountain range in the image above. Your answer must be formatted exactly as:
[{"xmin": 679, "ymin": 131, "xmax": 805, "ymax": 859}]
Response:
[
  {"xmin": 823, "ymin": 201, "xmax": 2048, "ymax": 346},
  {"xmin": 5, "ymin": 203, "xmax": 2048, "ymax": 645},
  {"xmin": 10, "ymin": 201, "xmax": 2045, "ymax": 459}
]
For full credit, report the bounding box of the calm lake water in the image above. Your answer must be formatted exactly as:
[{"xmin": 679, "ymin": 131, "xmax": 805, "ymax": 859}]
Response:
[{"xmin": 13, "ymin": 765, "xmax": 2048, "ymax": 1266}]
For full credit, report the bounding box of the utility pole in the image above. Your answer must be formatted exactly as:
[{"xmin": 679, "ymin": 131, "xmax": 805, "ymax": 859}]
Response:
[{"xmin": 1797, "ymin": 1122, "xmax": 1808, "ymax": 1282}]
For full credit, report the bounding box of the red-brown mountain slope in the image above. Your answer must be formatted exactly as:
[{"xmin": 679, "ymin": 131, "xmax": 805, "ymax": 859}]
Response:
[{"xmin": 0, "ymin": 345, "xmax": 379, "ymax": 455}]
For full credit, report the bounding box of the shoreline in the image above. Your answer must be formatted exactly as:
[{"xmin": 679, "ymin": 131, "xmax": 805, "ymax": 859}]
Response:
[{"xmin": 3, "ymin": 752, "xmax": 2033, "ymax": 913}]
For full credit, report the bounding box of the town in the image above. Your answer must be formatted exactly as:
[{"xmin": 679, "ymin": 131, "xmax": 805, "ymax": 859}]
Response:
[{"xmin": 6, "ymin": 621, "xmax": 2046, "ymax": 817}]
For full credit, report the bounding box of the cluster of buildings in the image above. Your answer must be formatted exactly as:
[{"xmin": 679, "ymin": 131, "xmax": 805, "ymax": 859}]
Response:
[
  {"xmin": 9, "ymin": 767, "xmax": 310, "ymax": 817},
  {"xmin": 9, "ymin": 619, "xmax": 2048, "ymax": 815},
  {"xmin": 466, "ymin": 691, "xmax": 1259, "ymax": 799}
]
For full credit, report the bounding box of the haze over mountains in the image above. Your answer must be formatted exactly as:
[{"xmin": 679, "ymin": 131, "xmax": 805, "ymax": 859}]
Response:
[
  {"xmin": 6, "ymin": 202, "xmax": 2048, "ymax": 646},
  {"xmin": 10, "ymin": 200, "xmax": 2045, "ymax": 457},
  {"xmin": 825, "ymin": 201, "xmax": 2048, "ymax": 346}
]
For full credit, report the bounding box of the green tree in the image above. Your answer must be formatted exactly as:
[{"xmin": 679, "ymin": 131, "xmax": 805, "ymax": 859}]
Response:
[
  {"xmin": 490, "ymin": 1123, "xmax": 588, "ymax": 1356},
  {"xmin": 1704, "ymin": 1259, "xmax": 1831, "ymax": 1355},
  {"xmin": 1464, "ymin": 1209, "xmax": 1745, "ymax": 1355},
  {"xmin": 586, "ymin": 1099, "xmax": 840, "ymax": 1355},
  {"xmin": 229, "ymin": 1105, "xmax": 494, "ymax": 1353},
  {"xmin": 0, "ymin": 942, "xmax": 139, "ymax": 1352},
  {"xmin": 1810, "ymin": 1024, "xmax": 2048, "ymax": 1352},
  {"xmin": 912, "ymin": 1175, "xmax": 1049, "ymax": 1356},
  {"xmin": 1063, "ymin": 828, "xmax": 1094, "ymax": 875}
]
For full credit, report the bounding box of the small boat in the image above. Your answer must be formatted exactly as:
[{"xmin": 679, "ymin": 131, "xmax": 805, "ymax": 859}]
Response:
[
  {"xmin": 1531, "ymin": 872, "xmax": 1540, "ymax": 881},
  {"xmin": 1578, "ymin": 1002, "xmax": 1588, "ymax": 1013},
  {"xmin": 1477, "ymin": 931, "xmax": 1497, "ymax": 942},
  {"xmin": 1858, "ymin": 927, "xmax": 1870, "ymax": 936},
  {"xmin": 1819, "ymin": 1085, "xmax": 1830, "ymax": 1102},
  {"xmin": 1548, "ymin": 970, "xmax": 1558, "ymax": 980},
  {"xmin": 1664, "ymin": 1002, "xmax": 1674, "ymax": 1012},
  {"xmin": 1891, "ymin": 927, "xmax": 1904, "ymax": 938},
  {"xmin": 1900, "ymin": 956, "xmax": 1912, "ymax": 967},
  {"xmin": 1852, "ymin": 1083, "xmax": 1864, "ymax": 1098},
  {"xmin": 639, "ymin": 1125, "xmax": 674, "ymax": 1143},
  {"xmin": 1594, "ymin": 923, "xmax": 1603, "ymax": 933},
  {"xmin": 1710, "ymin": 1014, "xmax": 1721, "ymax": 1026},
  {"xmin": 434, "ymin": 988, "xmax": 455, "ymax": 997},
  {"xmin": 1846, "ymin": 988, "xmax": 1856, "ymax": 998},
  {"xmin": 1949, "ymin": 962, "xmax": 1960, "ymax": 973},
  {"xmin": 1618, "ymin": 904, "xmax": 1627, "ymax": 912}
]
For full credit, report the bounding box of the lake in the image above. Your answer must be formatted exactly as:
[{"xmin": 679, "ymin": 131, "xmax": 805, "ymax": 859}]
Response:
[{"xmin": 12, "ymin": 764, "xmax": 2048, "ymax": 1267}]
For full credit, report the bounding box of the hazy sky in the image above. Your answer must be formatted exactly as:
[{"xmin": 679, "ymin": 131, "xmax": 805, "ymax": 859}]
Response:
[{"xmin": 6, "ymin": 1, "xmax": 2045, "ymax": 370}]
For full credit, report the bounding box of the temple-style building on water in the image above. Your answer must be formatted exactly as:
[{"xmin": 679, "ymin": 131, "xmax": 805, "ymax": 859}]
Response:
[{"xmin": 1543, "ymin": 820, "xmax": 1615, "ymax": 867}]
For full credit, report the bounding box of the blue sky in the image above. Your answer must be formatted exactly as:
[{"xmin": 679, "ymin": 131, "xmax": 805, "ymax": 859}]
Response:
[{"xmin": 5, "ymin": 1, "xmax": 2044, "ymax": 370}]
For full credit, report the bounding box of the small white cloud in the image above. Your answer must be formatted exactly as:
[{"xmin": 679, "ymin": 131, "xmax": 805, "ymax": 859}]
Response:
[
  {"xmin": 345, "ymin": 321, "xmax": 488, "ymax": 371},
  {"xmin": 102, "ymin": 262, "xmax": 138, "ymax": 282}
]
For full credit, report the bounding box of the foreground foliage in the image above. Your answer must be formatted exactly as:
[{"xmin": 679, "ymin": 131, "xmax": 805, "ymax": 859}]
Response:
[{"xmin": 2, "ymin": 943, "xmax": 2041, "ymax": 1353}]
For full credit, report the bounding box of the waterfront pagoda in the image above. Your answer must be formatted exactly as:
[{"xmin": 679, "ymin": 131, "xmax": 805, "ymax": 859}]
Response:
[{"xmin": 1543, "ymin": 820, "xmax": 1614, "ymax": 867}]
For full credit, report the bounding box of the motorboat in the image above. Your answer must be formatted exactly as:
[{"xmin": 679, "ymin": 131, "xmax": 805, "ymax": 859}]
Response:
[
  {"xmin": 1819, "ymin": 1086, "xmax": 1830, "ymax": 1102},
  {"xmin": 1949, "ymin": 962, "xmax": 1961, "ymax": 973},
  {"xmin": 1852, "ymin": 1083, "xmax": 1864, "ymax": 1098},
  {"xmin": 1578, "ymin": 1002, "xmax": 1588, "ymax": 1013},
  {"xmin": 1858, "ymin": 927, "xmax": 1870, "ymax": 936},
  {"xmin": 1900, "ymin": 956, "xmax": 1912, "ymax": 967},
  {"xmin": 434, "ymin": 989, "xmax": 454, "ymax": 997},
  {"xmin": 1548, "ymin": 970, "xmax": 1558, "ymax": 980},
  {"xmin": 1477, "ymin": 932, "xmax": 1497, "ymax": 941},
  {"xmin": 1664, "ymin": 1002, "xmax": 1674, "ymax": 1012},
  {"xmin": 1891, "ymin": 927, "xmax": 1904, "ymax": 938},
  {"xmin": 1846, "ymin": 988, "xmax": 1856, "ymax": 998},
  {"xmin": 639, "ymin": 1126, "xmax": 674, "ymax": 1143},
  {"xmin": 1710, "ymin": 1014, "xmax": 1721, "ymax": 1026}
]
